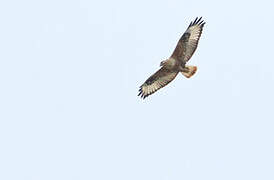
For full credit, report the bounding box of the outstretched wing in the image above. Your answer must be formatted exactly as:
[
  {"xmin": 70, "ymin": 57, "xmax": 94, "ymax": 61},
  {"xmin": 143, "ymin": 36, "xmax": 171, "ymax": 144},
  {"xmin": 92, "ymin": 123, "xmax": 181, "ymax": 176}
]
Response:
[
  {"xmin": 138, "ymin": 67, "xmax": 178, "ymax": 99},
  {"xmin": 171, "ymin": 17, "xmax": 205, "ymax": 63}
]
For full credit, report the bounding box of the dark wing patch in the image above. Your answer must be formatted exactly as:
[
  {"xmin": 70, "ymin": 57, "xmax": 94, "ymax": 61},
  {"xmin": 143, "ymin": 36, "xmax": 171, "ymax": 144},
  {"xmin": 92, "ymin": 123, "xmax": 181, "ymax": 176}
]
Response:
[
  {"xmin": 171, "ymin": 17, "xmax": 205, "ymax": 63},
  {"xmin": 138, "ymin": 67, "xmax": 178, "ymax": 99}
]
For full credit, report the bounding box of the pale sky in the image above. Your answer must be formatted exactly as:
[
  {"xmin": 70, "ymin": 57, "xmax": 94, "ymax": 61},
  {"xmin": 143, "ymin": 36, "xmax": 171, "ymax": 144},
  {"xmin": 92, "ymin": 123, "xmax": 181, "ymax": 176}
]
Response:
[{"xmin": 0, "ymin": 0, "xmax": 274, "ymax": 179}]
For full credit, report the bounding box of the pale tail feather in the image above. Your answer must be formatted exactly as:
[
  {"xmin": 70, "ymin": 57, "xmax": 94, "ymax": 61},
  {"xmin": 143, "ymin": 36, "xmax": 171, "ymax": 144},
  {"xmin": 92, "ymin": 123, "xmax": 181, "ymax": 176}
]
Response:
[{"xmin": 181, "ymin": 66, "xmax": 197, "ymax": 78}]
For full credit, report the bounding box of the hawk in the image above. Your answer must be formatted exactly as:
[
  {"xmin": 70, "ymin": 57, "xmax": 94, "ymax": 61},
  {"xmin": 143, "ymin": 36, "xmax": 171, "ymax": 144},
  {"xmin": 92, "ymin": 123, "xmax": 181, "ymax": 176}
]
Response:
[{"xmin": 138, "ymin": 17, "xmax": 205, "ymax": 99}]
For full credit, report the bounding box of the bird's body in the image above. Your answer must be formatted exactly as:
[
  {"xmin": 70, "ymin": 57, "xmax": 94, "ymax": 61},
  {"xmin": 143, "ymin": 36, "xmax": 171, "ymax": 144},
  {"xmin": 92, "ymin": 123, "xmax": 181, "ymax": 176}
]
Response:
[
  {"xmin": 161, "ymin": 58, "xmax": 177, "ymax": 69},
  {"xmin": 138, "ymin": 17, "xmax": 205, "ymax": 99}
]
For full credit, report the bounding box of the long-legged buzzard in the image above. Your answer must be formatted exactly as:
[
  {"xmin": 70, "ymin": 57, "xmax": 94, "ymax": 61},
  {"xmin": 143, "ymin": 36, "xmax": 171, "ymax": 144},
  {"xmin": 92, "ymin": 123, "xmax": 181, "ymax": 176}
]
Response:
[{"xmin": 138, "ymin": 17, "xmax": 205, "ymax": 99}]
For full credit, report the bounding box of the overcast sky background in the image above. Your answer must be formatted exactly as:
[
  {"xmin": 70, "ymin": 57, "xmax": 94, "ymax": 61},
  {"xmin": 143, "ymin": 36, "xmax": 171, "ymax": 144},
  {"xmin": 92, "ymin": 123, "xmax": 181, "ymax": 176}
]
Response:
[{"xmin": 0, "ymin": 0, "xmax": 274, "ymax": 179}]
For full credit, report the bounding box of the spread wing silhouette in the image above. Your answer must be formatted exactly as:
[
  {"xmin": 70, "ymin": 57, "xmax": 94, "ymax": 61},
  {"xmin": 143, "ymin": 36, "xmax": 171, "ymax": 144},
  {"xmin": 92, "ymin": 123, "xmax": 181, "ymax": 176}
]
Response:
[
  {"xmin": 138, "ymin": 67, "xmax": 178, "ymax": 99},
  {"xmin": 171, "ymin": 17, "xmax": 205, "ymax": 63}
]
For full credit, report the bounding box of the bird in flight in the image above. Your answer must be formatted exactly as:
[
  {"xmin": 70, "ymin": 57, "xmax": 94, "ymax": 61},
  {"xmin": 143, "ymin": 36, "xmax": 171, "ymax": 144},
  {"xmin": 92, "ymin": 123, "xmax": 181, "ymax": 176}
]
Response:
[{"xmin": 138, "ymin": 17, "xmax": 205, "ymax": 99}]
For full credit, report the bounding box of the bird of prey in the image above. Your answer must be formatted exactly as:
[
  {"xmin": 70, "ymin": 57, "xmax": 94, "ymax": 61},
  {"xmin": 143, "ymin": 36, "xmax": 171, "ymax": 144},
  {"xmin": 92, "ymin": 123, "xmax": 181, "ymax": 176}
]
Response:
[{"xmin": 138, "ymin": 17, "xmax": 205, "ymax": 99}]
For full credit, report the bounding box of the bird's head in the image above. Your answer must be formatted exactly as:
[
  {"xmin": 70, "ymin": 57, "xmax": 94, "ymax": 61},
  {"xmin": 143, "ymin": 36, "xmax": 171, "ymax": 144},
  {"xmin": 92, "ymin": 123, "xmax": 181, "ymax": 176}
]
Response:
[{"xmin": 160, "ymin": 59, "xmax": 168, "ymax": 66}]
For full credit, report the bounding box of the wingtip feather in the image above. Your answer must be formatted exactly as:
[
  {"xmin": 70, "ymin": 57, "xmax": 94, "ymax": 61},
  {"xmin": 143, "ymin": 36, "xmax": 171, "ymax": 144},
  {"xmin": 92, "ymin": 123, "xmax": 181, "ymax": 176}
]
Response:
[{"xmin": 189, "ymin": 16, "xmax": 205, "ymax": 27}]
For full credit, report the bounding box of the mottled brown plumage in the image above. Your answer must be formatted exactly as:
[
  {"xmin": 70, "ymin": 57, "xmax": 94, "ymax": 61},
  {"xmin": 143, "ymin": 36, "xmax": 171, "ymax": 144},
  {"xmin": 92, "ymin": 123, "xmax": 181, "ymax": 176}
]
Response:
[{"xmin": 138, "ymin": 17, "xmax": 205, "ymax": 99}]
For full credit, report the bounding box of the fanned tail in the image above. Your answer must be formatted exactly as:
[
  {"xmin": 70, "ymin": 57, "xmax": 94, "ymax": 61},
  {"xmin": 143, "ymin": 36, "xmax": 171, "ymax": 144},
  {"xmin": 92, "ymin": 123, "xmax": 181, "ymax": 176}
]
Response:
[{"xmin": 181, "ymin": 66, "xmax": 197, "ymax": 78}]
